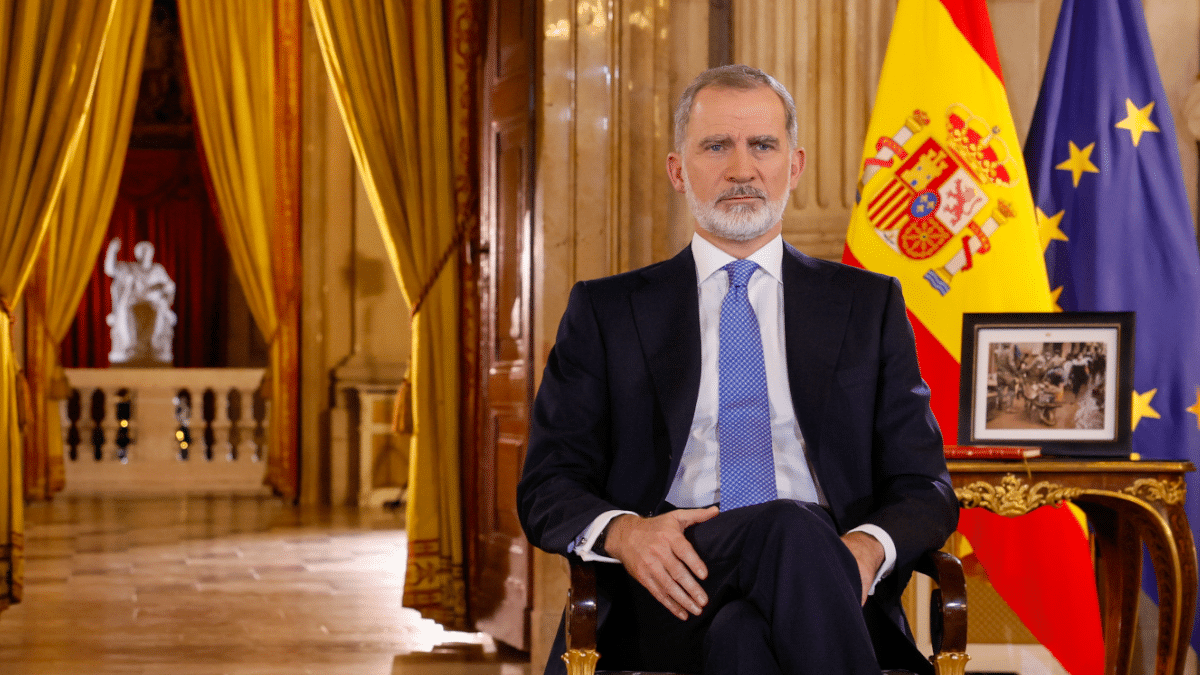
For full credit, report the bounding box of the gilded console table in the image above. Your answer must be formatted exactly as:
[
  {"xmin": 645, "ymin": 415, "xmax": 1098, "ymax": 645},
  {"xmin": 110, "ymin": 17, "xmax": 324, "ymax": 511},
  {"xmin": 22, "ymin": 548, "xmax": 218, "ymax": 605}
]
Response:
[{"xmin": 948, "ymin": 459, "xmax": 1197, "ymax": 675}]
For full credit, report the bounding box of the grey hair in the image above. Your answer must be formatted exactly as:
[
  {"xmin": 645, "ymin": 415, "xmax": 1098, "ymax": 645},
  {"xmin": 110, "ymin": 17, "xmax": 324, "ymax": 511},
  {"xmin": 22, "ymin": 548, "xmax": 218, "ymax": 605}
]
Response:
[{"xmin": 673, "ymin": 65, "xmax": 799, "ymax": 153}]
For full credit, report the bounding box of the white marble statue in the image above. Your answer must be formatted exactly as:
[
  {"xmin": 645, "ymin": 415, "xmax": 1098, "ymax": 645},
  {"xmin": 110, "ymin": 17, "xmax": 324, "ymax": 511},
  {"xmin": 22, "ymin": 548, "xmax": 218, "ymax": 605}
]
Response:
[{"xmin": 105, "ymin": 238, "xmax": 177, "ymax": 365}]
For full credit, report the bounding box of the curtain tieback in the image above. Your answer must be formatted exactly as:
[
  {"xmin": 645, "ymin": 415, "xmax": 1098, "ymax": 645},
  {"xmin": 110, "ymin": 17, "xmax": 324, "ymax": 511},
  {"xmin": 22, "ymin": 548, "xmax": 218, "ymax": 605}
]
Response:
[
  {"xmin": 15, "ymin": 368, "xmax": 31, "ymax": 432},
  {"xmin": 0, "ymin": 297, "xmax": 13, "ymax": 325},
  {"xmin": 409, "ymin": 216, "xmax": 473, "ymax": 319}
]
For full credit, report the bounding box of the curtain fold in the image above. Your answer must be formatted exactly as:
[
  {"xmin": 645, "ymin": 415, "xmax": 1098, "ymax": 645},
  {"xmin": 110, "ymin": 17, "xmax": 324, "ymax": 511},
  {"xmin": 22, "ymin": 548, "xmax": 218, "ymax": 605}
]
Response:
[
  {"xmin": 176, "ymin": 0, "xmax": 289, "ymax": 495},
  {"xmin": 0, "ymin": 0, "xmax": 119, "ymax": 609},
  {"xmin": 307, "ymin": 0, "xmax": 477, "ymax": 628},
  {"xmin": 24, "ymin": 0, "xmax": 154, "ymax": 501}
]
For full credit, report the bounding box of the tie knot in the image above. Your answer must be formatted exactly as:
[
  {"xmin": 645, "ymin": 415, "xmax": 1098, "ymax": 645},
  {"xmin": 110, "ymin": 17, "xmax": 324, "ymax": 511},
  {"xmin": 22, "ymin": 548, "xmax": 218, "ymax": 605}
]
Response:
[{"xmin": 724, "ymin": 259, "xmax": 758, "ymax": 288}]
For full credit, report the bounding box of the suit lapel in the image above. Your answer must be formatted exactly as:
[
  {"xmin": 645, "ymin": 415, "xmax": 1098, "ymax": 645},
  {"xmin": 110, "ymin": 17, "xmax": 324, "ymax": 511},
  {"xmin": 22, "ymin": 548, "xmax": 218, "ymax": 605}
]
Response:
[
  {"xmin": 782, "ymin": 244, "xmax": 852, "ymax": 469},
  {"xmin": 631, "ymin": 247, "xmax": 701, "ymax": 491}
]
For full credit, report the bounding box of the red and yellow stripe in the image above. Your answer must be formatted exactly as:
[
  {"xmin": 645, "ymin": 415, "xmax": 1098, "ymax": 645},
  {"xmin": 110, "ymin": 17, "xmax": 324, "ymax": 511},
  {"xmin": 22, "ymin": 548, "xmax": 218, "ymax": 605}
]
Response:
[
  {"xmin": 846, "ymin": 0, "xmax": 1052, "ymax": 437},
  {"xmin": 844, "ymin": 2, "xmax": 1103, "ymax": 673}
]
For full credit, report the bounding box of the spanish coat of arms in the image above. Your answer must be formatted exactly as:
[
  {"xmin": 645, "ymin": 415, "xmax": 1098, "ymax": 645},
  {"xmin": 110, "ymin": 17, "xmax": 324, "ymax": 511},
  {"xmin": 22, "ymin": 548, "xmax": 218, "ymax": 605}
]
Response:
[{"xmin": 857, "ymin": 105, "xmax": 1018, "ymax": 295}]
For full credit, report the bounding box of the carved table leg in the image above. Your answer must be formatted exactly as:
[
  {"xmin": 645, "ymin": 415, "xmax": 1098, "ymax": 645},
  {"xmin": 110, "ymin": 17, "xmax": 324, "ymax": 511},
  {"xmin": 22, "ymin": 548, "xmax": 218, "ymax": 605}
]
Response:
[
  {"xmin": 1126, "ymin": 502, "xmax": 1182, "ymax": 675},
  {"xmin": 1079, "ymin": 492, "xmax": 1183, "ymax": 675},
  {"xmin": 1160, "ymin": 500, "xmax": 1197, "ymax": 675},
  {"xmin": 1079, "ymin": 501, "xmax": 1141, "ymax": 675},
  {"xmin": 1110, "ymin": 477, "xmax": 1197, "ymax": 675}
]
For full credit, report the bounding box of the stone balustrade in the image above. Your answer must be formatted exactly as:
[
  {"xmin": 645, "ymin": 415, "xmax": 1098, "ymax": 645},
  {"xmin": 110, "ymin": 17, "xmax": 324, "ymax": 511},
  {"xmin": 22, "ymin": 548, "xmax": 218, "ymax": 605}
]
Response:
[{"xmin": 61, "ymin": 368, "xmax": 269, "ymax": 494}]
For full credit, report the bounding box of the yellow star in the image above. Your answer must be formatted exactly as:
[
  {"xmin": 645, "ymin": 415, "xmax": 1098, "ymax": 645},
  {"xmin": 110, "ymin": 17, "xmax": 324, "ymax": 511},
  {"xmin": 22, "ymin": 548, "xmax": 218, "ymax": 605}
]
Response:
[
  {"xmin": 1132, "ymin": 388, "xmax": 1161, "ymax": 431},
  {"xmin": 1115, "ymin": 99, "xmax": 1160, "ymax": 147},
  {"xmin": 1187, "ymin": 388, "xmax": 1200, "ymax": 429},
  {"xmin": 1036, "ymin": 207, "xmax": 1069, "ymax": 251},
  {"xmin": 1049, "ymin": 286, "xmax": 1064, "ymax": 312},
  {"xmin": 1055, "ymin": 141, "xmax": 1100, "ymax": 187}
]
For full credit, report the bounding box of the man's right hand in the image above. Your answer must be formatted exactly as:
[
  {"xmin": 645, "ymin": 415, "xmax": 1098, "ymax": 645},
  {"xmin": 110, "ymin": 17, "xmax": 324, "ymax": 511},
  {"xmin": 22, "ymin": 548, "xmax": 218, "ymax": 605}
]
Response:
[{"xmin": 603, "ymin": 506, "xmax": 719, "ymax": 621}]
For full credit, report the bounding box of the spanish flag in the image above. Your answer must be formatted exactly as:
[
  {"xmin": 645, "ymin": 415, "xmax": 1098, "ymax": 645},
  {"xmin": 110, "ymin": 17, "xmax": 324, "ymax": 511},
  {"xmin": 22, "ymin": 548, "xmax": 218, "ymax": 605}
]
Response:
[{"xmin": 843, "ymin": 1, "xmax": 1103, "ymax": 673}]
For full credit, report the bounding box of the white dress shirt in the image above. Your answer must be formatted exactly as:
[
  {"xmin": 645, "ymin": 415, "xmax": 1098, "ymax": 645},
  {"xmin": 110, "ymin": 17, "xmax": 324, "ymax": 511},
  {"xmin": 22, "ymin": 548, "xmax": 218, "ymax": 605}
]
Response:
[{"xmin": 571, "ymin": 233, "xmax": 895, "ymax": 594}]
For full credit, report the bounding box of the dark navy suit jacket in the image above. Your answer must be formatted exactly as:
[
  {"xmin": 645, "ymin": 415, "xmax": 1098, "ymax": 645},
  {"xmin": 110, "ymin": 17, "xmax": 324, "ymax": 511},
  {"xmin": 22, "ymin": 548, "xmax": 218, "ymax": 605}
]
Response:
[{"xmin": 517, "ymin": 242, "xmax": 959, "ymax": 673}]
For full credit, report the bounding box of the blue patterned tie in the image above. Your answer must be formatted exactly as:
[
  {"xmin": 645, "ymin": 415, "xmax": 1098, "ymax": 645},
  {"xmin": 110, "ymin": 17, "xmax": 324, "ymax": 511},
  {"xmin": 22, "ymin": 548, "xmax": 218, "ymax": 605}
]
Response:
[{"xmin": 718, "ymin": 259, "xmax": 777, "ymax": 511}]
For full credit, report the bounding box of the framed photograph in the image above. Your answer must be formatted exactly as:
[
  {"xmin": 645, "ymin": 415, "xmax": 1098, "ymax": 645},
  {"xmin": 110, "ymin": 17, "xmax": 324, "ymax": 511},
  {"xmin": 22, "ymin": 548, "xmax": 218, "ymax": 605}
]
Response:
[{"xmin": 958, "ymin": 312, "xmax": 1135, "ymax": 457}]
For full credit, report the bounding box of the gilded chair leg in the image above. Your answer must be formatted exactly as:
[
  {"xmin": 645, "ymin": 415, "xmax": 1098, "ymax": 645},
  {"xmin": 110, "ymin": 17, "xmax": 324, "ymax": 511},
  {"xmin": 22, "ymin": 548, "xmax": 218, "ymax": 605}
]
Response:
[
  {"xmin": 563, "ymin": 648, "xmax": 600, "ymax": 675},
  {"xmin": 931, "ymin": 651, "xmax": 970, "ymax": 675}
]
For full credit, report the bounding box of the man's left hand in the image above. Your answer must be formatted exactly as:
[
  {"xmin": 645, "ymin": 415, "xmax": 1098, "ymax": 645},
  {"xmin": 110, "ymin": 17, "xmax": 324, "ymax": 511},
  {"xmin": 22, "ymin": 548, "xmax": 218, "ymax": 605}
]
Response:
[{"xmin": 840, "ymin": 531, "xmax": 885, "ymax": 606}]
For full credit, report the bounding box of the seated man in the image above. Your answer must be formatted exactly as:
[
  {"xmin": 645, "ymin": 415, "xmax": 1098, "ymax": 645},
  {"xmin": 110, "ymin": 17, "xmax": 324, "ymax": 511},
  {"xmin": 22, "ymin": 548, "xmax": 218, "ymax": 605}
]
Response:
[{"xmin": 517, "ymin": 65, "xmax": 958, "ymax": 675}]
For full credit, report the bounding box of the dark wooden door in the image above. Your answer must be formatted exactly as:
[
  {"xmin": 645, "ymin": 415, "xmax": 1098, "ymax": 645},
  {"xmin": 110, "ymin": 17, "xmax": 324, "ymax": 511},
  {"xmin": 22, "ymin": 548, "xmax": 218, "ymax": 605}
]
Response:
[{"xmin": 468, "ymin": 0, "xmax": 536, "ymax": 651}]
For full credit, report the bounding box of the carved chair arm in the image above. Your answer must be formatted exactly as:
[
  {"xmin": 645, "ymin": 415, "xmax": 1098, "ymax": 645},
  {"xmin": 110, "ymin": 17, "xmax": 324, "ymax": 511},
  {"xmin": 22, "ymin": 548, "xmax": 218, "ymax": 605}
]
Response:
[
  {"xmin": 914, "ymin": 549, "xmax": 968, "ymax": 659},
  {"xmin": 566, "ymin": 559, "xmax": 599, "ymax": 653}
]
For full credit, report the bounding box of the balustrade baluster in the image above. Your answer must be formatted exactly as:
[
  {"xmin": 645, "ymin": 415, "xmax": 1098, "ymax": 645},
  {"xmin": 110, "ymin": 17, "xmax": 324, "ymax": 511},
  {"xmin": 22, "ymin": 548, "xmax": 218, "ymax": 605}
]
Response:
[
  {"xmin": 114, "ymin": 389, "xmax": 132, "ymax": 464},
  {"xmin": 125, "ymin": 388, "xmax": 138, "ymax": 460},
  {"xmin": 187, "ymin": 387, "xmax": 203, "ymax": 458},
  {"xmin": 63, "ymin": 389, "xmax": 81, "ymax": 462},
  {"xmin": 226, "ymin": 388, "xmax": 239, "ymax": 461},
  {"xmin": 229, "ymin": 388, "xmax": 257, "ymax": 461},
  {"xmin": 211, "ymin": 388, "xmax": 233, "ymax": 461},
  {"xmin": 254, "ymin": 393, "xmax": 269, "ymax": 462},
  {"xmin": 88, "ymin": 388, "xmax": 105, "ymax": 461},
  {"xmin": 174, "ymin": 389, "xmax": 194, "ymax": 460},
  {"xmin": 99, "ymin": 388, "xmax": 119, "ymax": 460},
  {"xmin": 238, "ymin": 387, "xmax": 259, "ymax": 461},
  {"xmin": 202, "ymin": 389, "xmax": 217, "ymax": 461}
]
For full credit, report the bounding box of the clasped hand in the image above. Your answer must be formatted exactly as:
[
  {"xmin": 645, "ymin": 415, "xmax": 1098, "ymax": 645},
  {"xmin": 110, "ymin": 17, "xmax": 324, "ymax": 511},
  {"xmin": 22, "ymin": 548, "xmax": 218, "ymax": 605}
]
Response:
[
  {"xmin": 604, "ymin": 507, "xmax": 719, "ymax": 621},
  {"xmin": 604, "ymin": 508, "xmax": 884, "ymax": 620}
]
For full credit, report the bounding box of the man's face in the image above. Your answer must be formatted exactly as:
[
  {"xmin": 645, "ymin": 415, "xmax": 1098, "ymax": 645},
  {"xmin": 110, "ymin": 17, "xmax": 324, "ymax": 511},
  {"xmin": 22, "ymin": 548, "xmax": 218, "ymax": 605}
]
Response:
[{"xmin": 667, "ymin": 85, "xmax": 804, "ymax": 243}]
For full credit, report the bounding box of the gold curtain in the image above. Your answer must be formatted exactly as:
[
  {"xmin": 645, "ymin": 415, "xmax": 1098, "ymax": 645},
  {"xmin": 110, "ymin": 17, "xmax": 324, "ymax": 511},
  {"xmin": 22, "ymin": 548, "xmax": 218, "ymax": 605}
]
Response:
[
  {"xmin": 308, "ymin": 0, "xmax": 478, "ymax": 629},
  {"xmin": 176, "ymin": 0, "xmax": 294, "ymax": 497},
  {"xmin": 24, "ymin": 0, "xmax": 154, "ymax": 501},
  {"xmin": 0, "ymin": 0, "xmax": 119, "ymax": 609}
]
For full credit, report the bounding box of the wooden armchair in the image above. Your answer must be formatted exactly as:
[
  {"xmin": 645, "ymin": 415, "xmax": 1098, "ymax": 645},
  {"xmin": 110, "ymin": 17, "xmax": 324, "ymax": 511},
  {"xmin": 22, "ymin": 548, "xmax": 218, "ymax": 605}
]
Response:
[{"xmin": 561, "ymin": 549, "xmax": 969, "ymax": 675}]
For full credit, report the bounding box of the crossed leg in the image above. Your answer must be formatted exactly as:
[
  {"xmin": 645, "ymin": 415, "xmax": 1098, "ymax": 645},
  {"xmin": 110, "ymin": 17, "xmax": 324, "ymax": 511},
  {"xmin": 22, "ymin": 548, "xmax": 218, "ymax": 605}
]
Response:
[{"xmin": 604, "ymin": 500, "xmax": 880, "ymax": 675}]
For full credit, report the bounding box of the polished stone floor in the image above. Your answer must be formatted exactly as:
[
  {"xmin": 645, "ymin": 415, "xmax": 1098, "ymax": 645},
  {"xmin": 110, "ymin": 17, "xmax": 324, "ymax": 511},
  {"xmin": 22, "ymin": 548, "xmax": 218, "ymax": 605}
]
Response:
[{"xmin": 0, "ymin": 495, "xmax": 530, "ymax": 675}]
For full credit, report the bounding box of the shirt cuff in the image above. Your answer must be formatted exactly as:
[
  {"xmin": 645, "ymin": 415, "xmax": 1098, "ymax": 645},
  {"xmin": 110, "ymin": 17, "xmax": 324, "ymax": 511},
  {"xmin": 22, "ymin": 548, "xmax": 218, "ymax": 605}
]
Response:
[
  {"xmin": 570, "ymin": 510, "xmax": 637, "ymax": 563},
  {"xmin": 848, "ymin": 523, "xmax": 896, "ymax": 596}
]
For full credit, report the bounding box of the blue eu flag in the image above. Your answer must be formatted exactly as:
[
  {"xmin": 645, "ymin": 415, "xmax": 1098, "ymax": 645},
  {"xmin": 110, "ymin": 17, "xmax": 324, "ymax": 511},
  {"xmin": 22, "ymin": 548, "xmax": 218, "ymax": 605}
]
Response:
[{"xmin": 1025, "ymin": 0, "xmax": 1200, "ymax": 657}]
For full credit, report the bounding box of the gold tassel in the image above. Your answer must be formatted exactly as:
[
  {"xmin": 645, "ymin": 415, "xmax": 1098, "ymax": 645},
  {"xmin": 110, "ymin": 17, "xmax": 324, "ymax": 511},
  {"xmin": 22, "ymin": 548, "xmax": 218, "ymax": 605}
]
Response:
[
  {"xmin": 392, "ymin": 377, "xmax": 413, "ymax": 434},
  {"xmin": 47, "ymin": 363, "xmax": 71, "ymax": 400},
  {"xmin": 15, "ymin": 369, "xmax": 30, "ymax": 433}
]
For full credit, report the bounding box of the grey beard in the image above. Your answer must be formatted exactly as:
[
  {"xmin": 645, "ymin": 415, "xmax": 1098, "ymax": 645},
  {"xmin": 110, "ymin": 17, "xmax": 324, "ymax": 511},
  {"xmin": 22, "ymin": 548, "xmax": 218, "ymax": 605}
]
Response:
[{"xmin": 685, "ymin": 180, "xmax": 787, "ymax": 242}]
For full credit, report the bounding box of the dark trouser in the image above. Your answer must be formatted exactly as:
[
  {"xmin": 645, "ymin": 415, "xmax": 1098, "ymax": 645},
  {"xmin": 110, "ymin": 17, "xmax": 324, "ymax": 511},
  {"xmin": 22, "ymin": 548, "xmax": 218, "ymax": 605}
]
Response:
[{"xmin": 595, "ymin": 499, "xmax": 881, "ymax": 675}]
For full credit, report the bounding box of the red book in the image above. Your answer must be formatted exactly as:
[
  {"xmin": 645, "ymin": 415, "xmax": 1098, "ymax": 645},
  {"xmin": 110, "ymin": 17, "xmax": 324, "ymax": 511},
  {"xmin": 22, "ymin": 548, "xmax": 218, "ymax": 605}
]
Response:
[{"xmin": 943, "ymin": 445, "xmax": 1041, "ymax": 459}]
